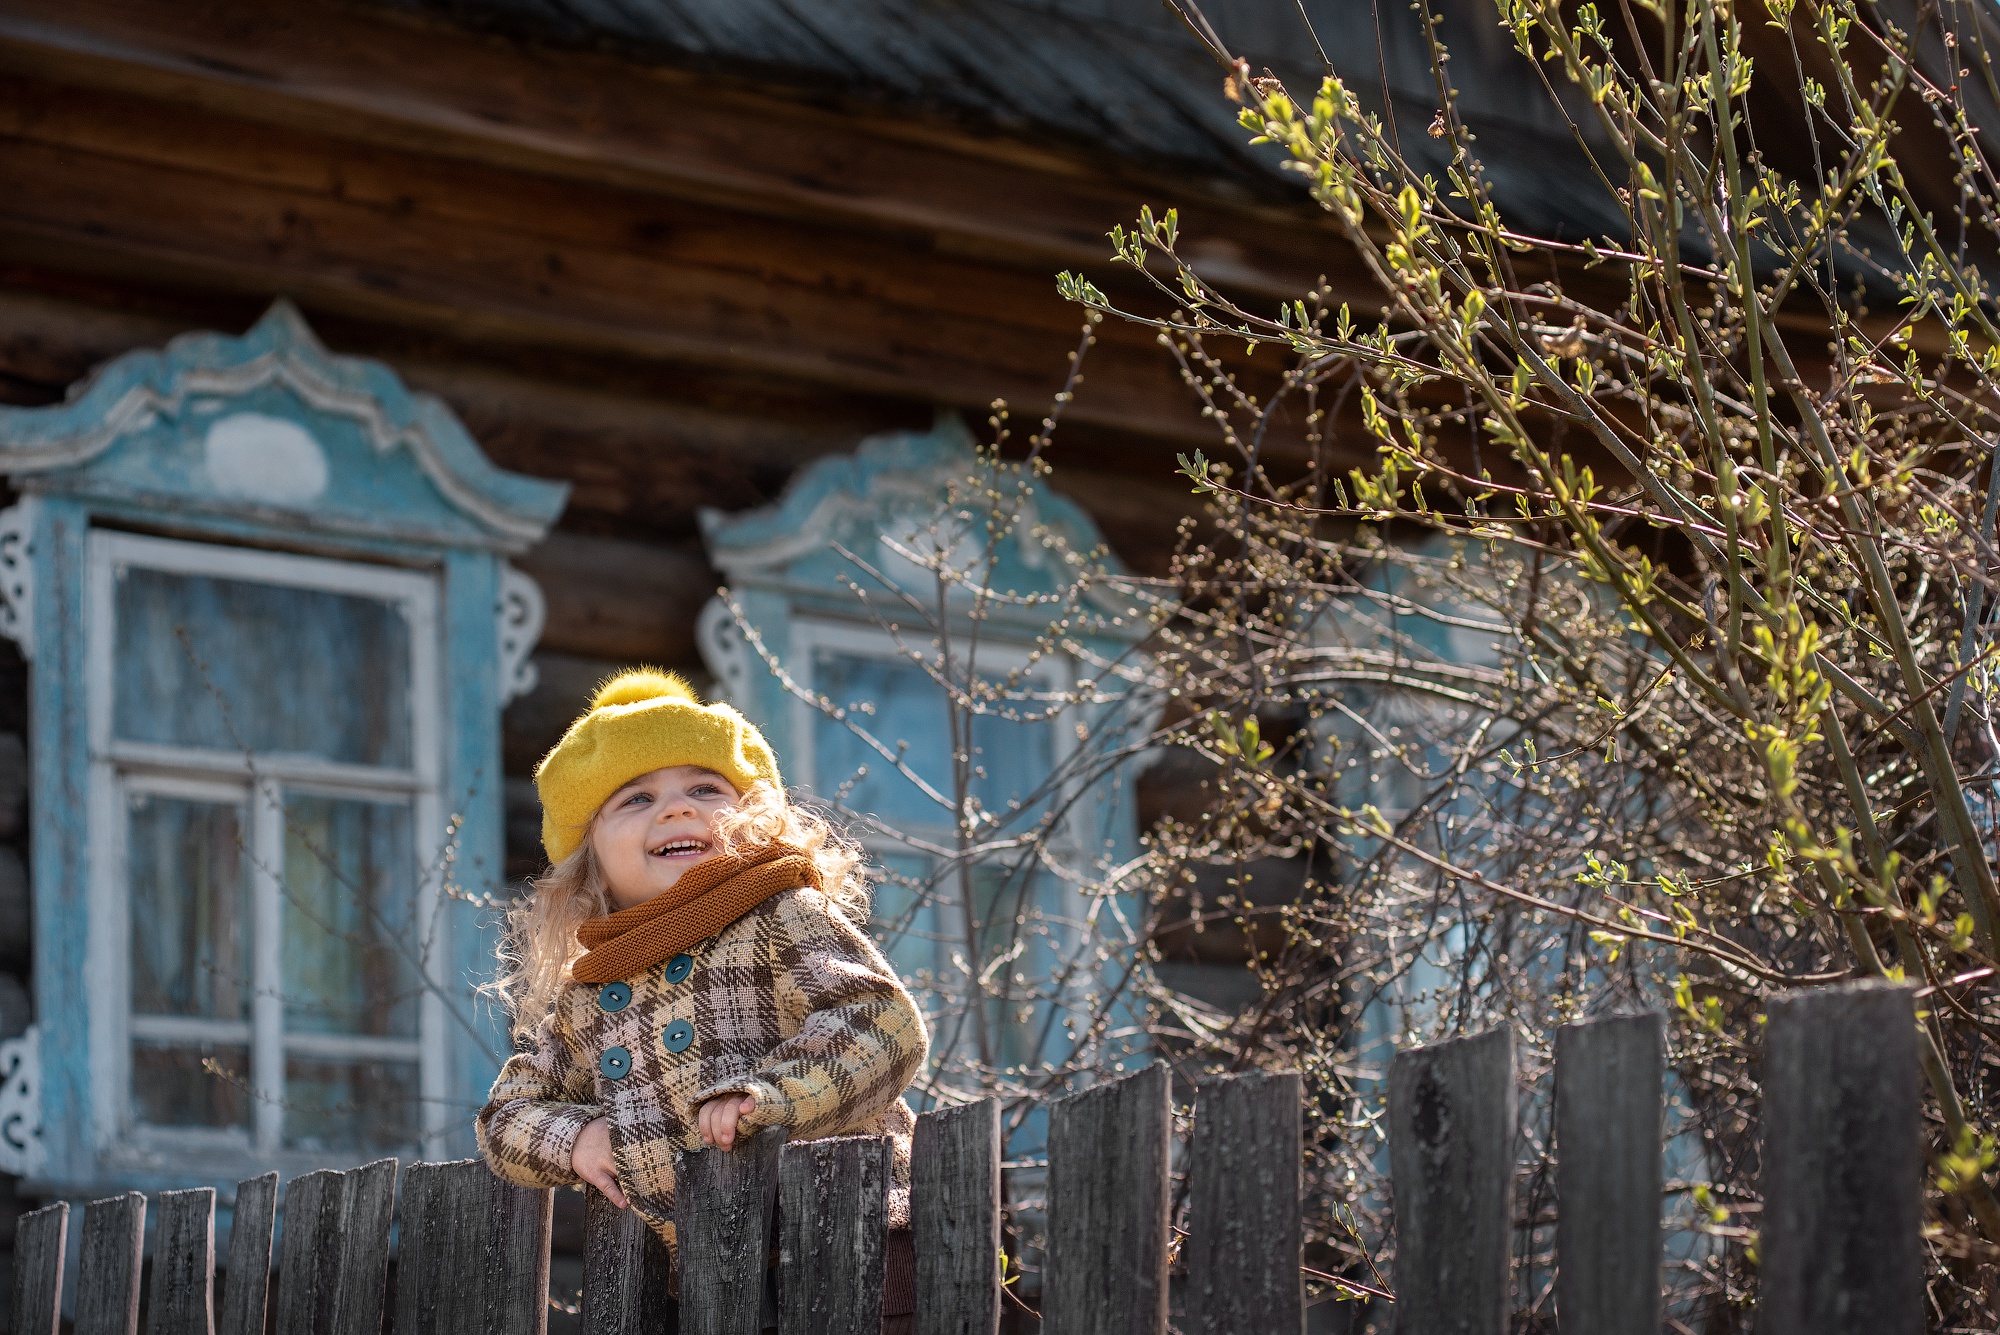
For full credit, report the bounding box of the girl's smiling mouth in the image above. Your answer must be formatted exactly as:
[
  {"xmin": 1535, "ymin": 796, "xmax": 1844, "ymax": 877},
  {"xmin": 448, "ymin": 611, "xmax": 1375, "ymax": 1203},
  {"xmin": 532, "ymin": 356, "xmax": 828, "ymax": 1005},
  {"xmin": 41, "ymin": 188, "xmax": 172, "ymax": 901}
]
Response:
[{"xmin": 649, "ymin": 838, "xmax": 711, "ymax": 860}]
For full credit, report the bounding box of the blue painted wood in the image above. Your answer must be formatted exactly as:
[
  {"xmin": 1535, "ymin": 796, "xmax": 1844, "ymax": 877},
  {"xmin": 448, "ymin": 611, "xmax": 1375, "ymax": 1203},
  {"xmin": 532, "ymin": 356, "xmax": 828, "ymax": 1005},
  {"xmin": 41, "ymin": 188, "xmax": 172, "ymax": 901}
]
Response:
[
  {"xmin": 0, "ymin": 302, "xmax": 568, "ymax": 553},
  {"xmin": 442, "ymin": 548, "xmax": 511, "ymax": 1155},
  {"xmin": 30, "ymin": 496, "xmax": 93, "ymax": 1185},
  {"xmin": 0, "ymin": 305, "xmax": 569, "ymax": 1192}
]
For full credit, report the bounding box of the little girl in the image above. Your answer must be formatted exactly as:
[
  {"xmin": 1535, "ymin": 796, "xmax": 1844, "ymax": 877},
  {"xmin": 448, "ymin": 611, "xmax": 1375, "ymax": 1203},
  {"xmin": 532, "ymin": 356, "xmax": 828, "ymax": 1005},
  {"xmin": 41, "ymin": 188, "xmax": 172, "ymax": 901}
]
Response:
[{"xmin": 478, "ymin": 670, "xmax": 929, "ymax": 1274}]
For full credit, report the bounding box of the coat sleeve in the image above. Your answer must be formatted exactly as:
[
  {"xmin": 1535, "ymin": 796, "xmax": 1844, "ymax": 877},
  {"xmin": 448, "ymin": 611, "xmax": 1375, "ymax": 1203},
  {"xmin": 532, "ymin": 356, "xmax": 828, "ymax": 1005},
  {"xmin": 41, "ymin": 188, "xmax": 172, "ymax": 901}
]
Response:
[
  {"xmin": 697, "ymin": 888, "xmax": 930, "ymax": 1141},
  {"xmin": 476, "ymin": 999, "xmax": 603, "ymax": 1189}
]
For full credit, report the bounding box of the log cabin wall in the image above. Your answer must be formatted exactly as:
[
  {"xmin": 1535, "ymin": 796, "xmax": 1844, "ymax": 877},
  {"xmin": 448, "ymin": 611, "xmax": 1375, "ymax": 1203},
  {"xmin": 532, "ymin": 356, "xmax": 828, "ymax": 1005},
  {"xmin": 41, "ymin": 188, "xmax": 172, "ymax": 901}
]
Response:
[{"xmin": 0, "ymin": 0, "xmax": 1397, "ymax": 890}]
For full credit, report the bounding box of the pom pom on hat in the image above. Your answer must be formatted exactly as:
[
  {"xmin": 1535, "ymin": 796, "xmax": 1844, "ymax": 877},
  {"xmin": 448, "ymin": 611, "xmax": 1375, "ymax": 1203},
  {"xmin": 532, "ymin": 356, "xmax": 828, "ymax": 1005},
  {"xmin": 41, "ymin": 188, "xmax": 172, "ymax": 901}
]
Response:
[
  {"xmin": 589, "ymin": 668, "xmax": 697, "ymax": 711},
  {"xmin": 534, "ymin": 666, "xmax": 782, "ymax": 863}
]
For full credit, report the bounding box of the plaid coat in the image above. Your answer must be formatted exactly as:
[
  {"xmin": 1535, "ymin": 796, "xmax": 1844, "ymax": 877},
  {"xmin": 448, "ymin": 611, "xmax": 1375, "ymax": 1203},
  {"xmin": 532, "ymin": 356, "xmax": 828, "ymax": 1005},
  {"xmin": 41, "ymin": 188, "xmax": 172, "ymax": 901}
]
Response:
[{"xmin": 477, "ymin": 885, "xmax": 928, "ymax": 1245}]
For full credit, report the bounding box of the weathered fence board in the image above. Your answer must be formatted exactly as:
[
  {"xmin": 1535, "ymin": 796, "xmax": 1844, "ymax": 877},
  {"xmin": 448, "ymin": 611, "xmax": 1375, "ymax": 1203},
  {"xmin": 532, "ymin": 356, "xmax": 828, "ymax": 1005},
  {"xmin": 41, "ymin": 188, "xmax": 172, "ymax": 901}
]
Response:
[
  {"xmin": 580, "ymin": 1188, "xmax": 677, "ymax": 1335},
  {"xmin": 1761, "ymin": 981, "xmax": 1922, "ymax": 1335},
  {"xmin": 777, "ymin": 1135, "xmax": 890, "ymax": 1335},
  {"xmin": 1042, "ymin": 1062, "xmax": 1171, "ymax": 1335},
  {"xmin": 397, "ymin": 1158, "xmax": 554, "ymax": 1335},
  {"xmin": 1555, "ymin": 1013, "xmax": 1663, "ymax": 1335},
  {"xmin": 676, "ymin": 1127, "xmax": 786, "ymax": 1335},
  {"xmin": 1389, "ymin": 1027, "xmax": 1515, "ymax": 1335},
  {"xmin": 911, "ymin": 1099, "xmax": 1001, "ymax": 1335},
  {"xmin": 219, "ymin": 1173, "xmax": 278, "ymax": 1335},
  {"xmin": 275, "ymin": 1158, "xmax": 397, "ymax": 1335},
  {"xmin": 76, "ymin": 1191, "xmax": 147, "ymax": 1335},
  {"xmin": 147, "ymin": 1187, "xmax": 216, "ymax": 1335},
  {"xmin": 11, "ymin": 1200, "xmax": 67, "ymax": 1335},
  {"xmin": 1184, "ymin": 1071, "xmax": 1303, "ymax": 1335}
]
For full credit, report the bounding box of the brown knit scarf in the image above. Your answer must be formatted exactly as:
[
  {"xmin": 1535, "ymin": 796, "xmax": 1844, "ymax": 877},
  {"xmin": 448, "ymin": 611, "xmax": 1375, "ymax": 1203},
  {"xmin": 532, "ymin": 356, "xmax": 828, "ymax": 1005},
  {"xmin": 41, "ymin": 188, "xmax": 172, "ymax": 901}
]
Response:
[{"xmin": 572, "ymin": 843, "xmax": 822, "ymax": 985}]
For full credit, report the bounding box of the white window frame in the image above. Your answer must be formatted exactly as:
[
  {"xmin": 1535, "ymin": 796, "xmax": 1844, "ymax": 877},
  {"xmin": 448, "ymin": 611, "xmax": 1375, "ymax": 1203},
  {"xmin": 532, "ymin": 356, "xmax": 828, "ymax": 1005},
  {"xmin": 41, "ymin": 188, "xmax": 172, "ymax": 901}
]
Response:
[{"xmin": 83, "ymin": 530, "xmax": 446, "ymax": 1166}]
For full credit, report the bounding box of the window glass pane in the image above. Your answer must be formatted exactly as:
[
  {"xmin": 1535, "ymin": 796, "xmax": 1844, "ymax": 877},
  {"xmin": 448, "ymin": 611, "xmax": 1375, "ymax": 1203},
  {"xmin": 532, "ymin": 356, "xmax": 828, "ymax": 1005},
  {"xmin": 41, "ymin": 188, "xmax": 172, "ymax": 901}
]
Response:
[
  {"xmin": 129, "ymin": 793, "xmax": 250, "ymax": 1019},
  {"xmin": 132, "ymin": 1042, "xmax": 249, "ymax": 1131},
  {"xmin": 283, "ymin": 795, "xmax": 420, "ymax": 1038},
  {"xmin": 812, "ymin": 651, "xmax": 1056, "ymax": 828},
  {"xmin": 114, "ymin": 567, "xmax": 413, "ymax": 768},
  {"xmin": 283, "ymin": 1058, "xmax": 417, "ymax": 1153}
]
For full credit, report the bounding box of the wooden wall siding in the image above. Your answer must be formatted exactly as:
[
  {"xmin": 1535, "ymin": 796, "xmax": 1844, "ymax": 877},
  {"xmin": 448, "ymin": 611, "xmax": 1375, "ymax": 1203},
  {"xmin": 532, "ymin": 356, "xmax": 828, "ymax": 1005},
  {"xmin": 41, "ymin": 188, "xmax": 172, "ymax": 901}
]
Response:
[
  {"xmin": 0, "ymin": 2, "xmax": 1350, "ymax": 453},
  {"xmin": 0, "ymin": 0, "xmax": 1341, "ymax": 294}
]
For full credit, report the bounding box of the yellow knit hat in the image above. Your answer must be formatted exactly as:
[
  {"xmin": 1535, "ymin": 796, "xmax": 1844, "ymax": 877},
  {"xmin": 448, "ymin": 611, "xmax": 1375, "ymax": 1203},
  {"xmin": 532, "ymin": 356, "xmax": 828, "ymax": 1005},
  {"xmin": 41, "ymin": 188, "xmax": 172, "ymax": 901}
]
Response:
[{"xmin": 534, "ymin": 669, "xmax": 783, "ymax": 863}]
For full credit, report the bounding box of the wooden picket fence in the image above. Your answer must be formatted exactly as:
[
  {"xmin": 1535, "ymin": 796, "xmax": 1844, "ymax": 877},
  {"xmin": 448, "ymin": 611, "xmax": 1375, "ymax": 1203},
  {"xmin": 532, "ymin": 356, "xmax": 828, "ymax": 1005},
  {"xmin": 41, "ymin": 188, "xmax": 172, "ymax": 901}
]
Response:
[{"xmin": 8, "ymin": 980, "xmax": 1923, "ymax": 1335}]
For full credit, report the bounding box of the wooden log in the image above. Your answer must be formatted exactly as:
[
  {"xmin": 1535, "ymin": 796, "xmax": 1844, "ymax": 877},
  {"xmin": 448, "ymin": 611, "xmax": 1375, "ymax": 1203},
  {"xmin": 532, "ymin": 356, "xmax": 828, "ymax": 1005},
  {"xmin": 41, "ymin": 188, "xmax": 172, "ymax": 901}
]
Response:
[
  {"xmin": 1760, "ymin": 981, "xmax": 1922, "ymax": 1335},
  {"xmin": 1554, "ymin": 1013, "xmax": 1663, "ymax": 1335},
  {"xmin": 676, "ymin": 1126, "xmax": 787, "ymax": 1335},
  {"xmin": 777, "ymin": 1136, "xmax": 890, "ymax": 1335},
  {"xmin": 1388, "ymin": 1027, "xmax": 1515, "ymax": 1335},
  {"xmin": 1042, "ymin": 1063, "xmax": 1171, "ymax": 1335},
  {"xmin": 910, "ymin": 1100, "xmax": 1001, "ymax": 1335},
  {"xmin": 147, "ymin": 1188, "xmax": 216, "ymax": 1335},
  {"xmin": 275, "ymin": 1159, "xmax": 398, "ymax": 1335},
  {"xmin": 1183, "ymin": 1072, "xmax": 1303, "ymax": 1335},
  {"xmin": 11, "ymin": 1199, "xmax": 68, "ymax": 1335},
  {"xmin": 75, "ymin": 1191, "xmax": 147, "ymax": 1335},
  {"xmin": 396, "ymin": 1158, "xmax": 554, "ymax": 1335},
  {"xmin": 580, "ymin": 1188, "xmax": 677, "ymax": 1335},
  {"xmin": 0, "ymin": 81, "xmax": 1255, "ymax": 449},
  {"xmin": 218, "ymin": 1173, "xmax": 277, "ymax": 1335}
]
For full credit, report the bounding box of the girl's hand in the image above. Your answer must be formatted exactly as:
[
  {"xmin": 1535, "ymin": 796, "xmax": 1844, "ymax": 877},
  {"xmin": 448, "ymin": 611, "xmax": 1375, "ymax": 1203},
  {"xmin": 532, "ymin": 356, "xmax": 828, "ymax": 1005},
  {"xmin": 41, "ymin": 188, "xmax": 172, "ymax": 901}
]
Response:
[
  {"xmin": 696, "ymin": 1093, "xmax": 759, "ymax": 1151},
  {"xmin": 571, "ymin": 1116, "xmax": 628, "ymax": 1209}
]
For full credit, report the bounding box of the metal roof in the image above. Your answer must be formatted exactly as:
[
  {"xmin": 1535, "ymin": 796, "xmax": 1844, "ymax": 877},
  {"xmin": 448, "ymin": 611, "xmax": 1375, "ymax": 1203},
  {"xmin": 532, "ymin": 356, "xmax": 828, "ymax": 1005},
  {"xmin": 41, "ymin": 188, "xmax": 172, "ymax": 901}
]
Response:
[{"xmin": 371, "ymin": 0, "xmax": 1629, "ymax": 238}]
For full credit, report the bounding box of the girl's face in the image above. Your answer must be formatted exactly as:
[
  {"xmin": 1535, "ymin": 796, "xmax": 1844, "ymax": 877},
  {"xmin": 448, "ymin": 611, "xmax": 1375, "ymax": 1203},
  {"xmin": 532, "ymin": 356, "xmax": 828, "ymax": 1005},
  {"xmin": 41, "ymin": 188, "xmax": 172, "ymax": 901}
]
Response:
[{"xmin": 590, "ymin": 765, "xmax": 741, "ymax": 910}]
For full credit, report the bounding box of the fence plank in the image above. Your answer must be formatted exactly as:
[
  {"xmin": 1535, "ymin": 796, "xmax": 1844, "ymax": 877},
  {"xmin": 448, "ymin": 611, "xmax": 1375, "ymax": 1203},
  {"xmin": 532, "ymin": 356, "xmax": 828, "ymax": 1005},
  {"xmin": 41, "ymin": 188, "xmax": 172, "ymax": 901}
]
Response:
[
  {"xmin": 1388, "ymin": 1026, "xmax": 1515, "ymax": 1335},
  {"xmin": 76, "ymin": 1191, "xmax": 147, "ymax": 1335},
  {"xmin": 275, "ymin": 1159, "xmax": 398, "ymax": 1335},
  {"xmin": 1184, "ymin": 1071, "xmax": 1303, "ymax": 1335},
  {"xmin": 676, "ymin": 1126, "xmax": 787, "ymax": 1335},
  {"xmin": 1761, "ymin": 981, "xmax": 1922, "ymax": 1335},
  {"xmin": 11, "ymin": 1200, "xmax": 68, "ymax": 1335},
  {"xmin": 1043, "ymin": 1062, "xmax": 1171, "ymax": 1335},
  {"xmin": 778, "ymin": 1136, "xmax": 890, "ymax": 1335},
  {"xmin": 219, "ymin": 1173, "xmax": 277, "ymax": 1335},
  {"xmin": 148, "ymin": 1188, "xmax": 217, "ymax": 1335},
  {"xmin": 911, "ymin": 1100, "xmax": 1001, "ymax": 1335},
  {"xmin": 335, "ymin": 1158, "xmax": 397, "ymax": 1335},
  {"xmin": 1555, "ymin": 1013, "xmax": 1663, "ymax": 1335},
  {"xmin": 276, "ymin": 1169, "xmax": 344, "ymax": 1335},
  {"xmin": 397, "ymin": 1159, "xmax": 554, "ymax": 1335},
  {"xmin": 580, "ymin": 1188, "xmax": 677, "ymax": 1335}
]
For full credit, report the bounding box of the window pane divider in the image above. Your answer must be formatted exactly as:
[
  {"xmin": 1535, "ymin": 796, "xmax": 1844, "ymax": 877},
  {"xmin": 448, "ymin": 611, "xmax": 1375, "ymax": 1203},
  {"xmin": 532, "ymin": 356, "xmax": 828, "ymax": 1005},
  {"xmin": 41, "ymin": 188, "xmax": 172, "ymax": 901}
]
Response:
[
  {"xmin": 282, "ymin": 1033, "xmax": 422, "ymax": 1062},
  {"xmin": 101, "ymin": 741, "xmax": 426, "ymax": 793},
  {"xmin": 130, "ymin": 1015, "xmax": 252, "ymax": 1045}
]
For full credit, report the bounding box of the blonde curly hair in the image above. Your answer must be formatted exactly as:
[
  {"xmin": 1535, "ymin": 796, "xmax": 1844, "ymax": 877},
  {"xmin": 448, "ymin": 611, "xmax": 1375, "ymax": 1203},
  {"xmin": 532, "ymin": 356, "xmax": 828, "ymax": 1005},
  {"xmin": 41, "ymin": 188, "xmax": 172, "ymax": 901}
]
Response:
[{"xmin": 490, "ymin": 780, "xmax": 869, "ymax": 1040}]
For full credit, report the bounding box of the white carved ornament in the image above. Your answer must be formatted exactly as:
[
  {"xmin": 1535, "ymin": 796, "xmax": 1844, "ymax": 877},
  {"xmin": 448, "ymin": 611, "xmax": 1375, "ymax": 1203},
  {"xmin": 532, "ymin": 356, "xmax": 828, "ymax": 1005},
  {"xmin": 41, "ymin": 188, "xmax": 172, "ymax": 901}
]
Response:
[
  {"xmin": 0, "ymin": 1025, "xmax": 44, "ymax": 1177},
  {"xmin": 0, "ymin": 499, "xmax": 34, "ymax": 662},
  {"xmin": 696, "ymin": 596, "xmax": 752, "ymax": 707},
  {"xmin": 495, "ymin": 563, "xmax": 545, "ymax": 705}
]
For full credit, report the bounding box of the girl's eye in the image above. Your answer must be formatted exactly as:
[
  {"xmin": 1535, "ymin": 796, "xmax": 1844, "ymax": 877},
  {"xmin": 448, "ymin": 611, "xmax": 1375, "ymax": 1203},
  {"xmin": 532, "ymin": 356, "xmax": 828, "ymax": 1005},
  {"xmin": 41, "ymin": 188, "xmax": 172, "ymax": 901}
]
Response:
[
  {"xmin": 690, "ymin": 784, "xmax": 720, "ymax": 798},
  {"xmin": 623, "ymin": 792, "xmax": 651, "ymax": 807}
]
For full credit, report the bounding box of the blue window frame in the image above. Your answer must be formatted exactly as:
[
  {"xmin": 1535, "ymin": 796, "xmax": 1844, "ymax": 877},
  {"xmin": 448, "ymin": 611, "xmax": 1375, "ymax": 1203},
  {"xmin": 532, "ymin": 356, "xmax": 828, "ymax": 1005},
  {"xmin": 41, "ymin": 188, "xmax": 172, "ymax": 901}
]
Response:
[
  {"xmin": 0, "ymin": 302, "xmax": 566, "ymax": 1190},
  {"xmin": 697, "ymin": 418, "xmax": 1146, "ymax": 1091}
]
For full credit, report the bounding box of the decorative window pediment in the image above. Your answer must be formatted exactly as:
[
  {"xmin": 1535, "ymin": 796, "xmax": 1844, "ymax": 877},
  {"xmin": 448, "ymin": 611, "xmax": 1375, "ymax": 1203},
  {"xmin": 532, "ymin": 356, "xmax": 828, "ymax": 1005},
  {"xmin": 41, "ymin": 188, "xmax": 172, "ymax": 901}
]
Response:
[
  {"xmin": 0, "ymin": 302, "xmax": 567, "ymax": 1190},
  {"xmin": 0, "ymin": 300, "xmax": 562, "ymax": 552}
]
